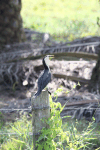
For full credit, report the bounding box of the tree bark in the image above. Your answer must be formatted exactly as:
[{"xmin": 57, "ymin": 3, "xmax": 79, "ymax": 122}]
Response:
[
  {"xmin": 0, "ymin": 0, "xmax": 26, "ymax": 45},
  {"xmin": 88, "ymin": 45, "xmax": 100, "ymax": 93}
]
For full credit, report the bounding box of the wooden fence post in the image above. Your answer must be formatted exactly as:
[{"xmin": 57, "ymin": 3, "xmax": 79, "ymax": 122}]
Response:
[{"xmin": 31, "ymin": 90, "xmax": 50, "ymax": 150}]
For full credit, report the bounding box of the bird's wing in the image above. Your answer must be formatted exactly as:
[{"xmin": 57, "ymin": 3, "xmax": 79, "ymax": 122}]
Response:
[{"xmin": 37, "ymin": 70, "xmax": 51, "ymax": 92}]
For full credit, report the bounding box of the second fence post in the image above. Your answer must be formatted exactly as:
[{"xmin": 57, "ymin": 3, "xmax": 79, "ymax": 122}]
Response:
[{"xmin": 31, "ymin": 90, "xmax": 50, "ymax": 150}]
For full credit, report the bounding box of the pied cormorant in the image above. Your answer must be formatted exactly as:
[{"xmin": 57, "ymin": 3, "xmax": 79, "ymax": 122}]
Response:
[{"xmin": 35, "ymin": 55, "xmax": 54, "ymax": 97}]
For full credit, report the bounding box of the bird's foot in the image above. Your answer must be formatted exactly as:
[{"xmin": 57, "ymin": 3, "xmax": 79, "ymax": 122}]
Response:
[
  {"xmin": 48, "ymin": 90, "xmax": 51, "ymax": 95},
  {"xmin": 45, "ymin": 87, "xmax": 51, "ymax": 95}
]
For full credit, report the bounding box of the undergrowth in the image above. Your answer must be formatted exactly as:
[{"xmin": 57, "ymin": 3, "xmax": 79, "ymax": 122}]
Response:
[
  {"xmin": 0, "ymin": 87, "xmax": 100, "ymax": 149},
  {"xmin": 36, "ymin": 92, "xmax": 99, "ymax": 150}
]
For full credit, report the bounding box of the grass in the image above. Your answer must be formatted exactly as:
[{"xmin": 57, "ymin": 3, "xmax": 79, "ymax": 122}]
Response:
[
  {"xmin": 1, "ymin": 116, "xmax": 100, "ymax": 150},
  {"xmin": 0, "ymin": 91, "xmax": 100, "ymax": 149},
  {"xmin": 62, "ymin": 117, "xmax": 100, "ymax": 150},
  {"xmin": 0, "ymin": 113, "xmax": 33, "ymax": 150},
  {"xmin": 21, "ymin": 0, "xmax": 100, "ymax": 41}
]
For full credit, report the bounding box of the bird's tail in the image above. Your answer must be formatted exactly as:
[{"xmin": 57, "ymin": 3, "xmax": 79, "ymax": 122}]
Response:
[{"xmin": 34, "ymin": 90, "xmax": 41, "ymax": 98}]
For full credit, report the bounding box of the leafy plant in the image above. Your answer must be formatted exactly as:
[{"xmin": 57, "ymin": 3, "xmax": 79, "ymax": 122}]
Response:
[
  {"xmin": 36, "ymin": 94, "xmax": 66, "ymax": 150},
  {"xmin": 36, "ymin": 87, "xmax": 96, "ymax": 150},
  {"xmin": 1, "ymin": 114, "xmax": 33, "ymax": 150},
  {"xmin": 1, "ymin": 87, "xmax": 100, "ymax": 149}
]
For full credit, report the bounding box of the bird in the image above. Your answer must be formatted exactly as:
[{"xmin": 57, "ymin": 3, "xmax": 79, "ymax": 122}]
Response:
[{"xmin": 35, "ymin": 55, "xmax": 54, "ymax": 97}]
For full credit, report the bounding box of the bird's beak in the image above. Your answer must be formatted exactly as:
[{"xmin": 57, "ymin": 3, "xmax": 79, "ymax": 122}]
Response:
[{"xmin": 49, "ymin": 55, "xmax": 54, "ymax": 60}]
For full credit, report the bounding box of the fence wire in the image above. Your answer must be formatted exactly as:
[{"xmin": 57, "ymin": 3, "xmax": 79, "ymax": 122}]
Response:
[
  {"xmin": 0, "ymin": 107, "xmax": 100, "ymax": 111},
  {"xmin": 0, "ymin": 132, "xmax": 100, "ymax": 136}
]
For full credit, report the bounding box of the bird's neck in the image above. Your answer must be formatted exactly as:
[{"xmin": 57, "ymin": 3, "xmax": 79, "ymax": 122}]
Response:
[{"xmin": 43, "ymin": 58, "xmax": 49, "ymax": 70}]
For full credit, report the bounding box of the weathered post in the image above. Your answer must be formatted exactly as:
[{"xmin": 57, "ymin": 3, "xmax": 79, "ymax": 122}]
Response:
[{"xmin": 31, "ymin": 91, "xmax": 50, "ymax": 150}]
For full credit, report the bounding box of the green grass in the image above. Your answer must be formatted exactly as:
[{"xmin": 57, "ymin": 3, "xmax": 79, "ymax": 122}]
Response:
[
  {"xmin": 62, "ymin": 117, "xmax": 100, "ymax": 150},
  {"xmin": 0, "ymin": 91, "xmax": 100, "ymax": 149},
  {"xmin": 0, "ymin": 114, "xmax": 33, "ymax": 150},
  {"xmin": 0, "ymin": 87, "xmax": 100, "ymax": 149},
  {"xmin": 21, "ymin": 0, "xmax": 100, "ymax": 41},
  {"xmin": 1, "ymin": 116, "xmax": 100, "ymax": 150}
]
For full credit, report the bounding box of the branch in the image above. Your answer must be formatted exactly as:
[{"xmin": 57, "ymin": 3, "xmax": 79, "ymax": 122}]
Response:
[
  {"xmin": 0, "ymin": 42, "xmax": 99, "ymax": 63},
  {"xmin": 53, "ymin": 73, "xmax": 89, "ymax": 84}
]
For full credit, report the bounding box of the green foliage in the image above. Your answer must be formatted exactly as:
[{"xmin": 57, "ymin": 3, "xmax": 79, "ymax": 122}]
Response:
[
  {"xmin": 1, "ymin": 114, "xmax": 33, "ymax": 150},
  {"xmin": 36, "ymin": 95, "xmax": 66, "ymax": 150},
  {"xmin": 36, "ymin": 88, "xmax": 98, "ymax": 150},
  {"xmin": 53, "ymin": 86, "xmax": 63, "ymax": 100},
  {"xmin": 1, "ymin": 88, "xmax": 100, "ymax": 149},
  {"xmin": 21, "ymin": 0, "xmax": 100, "ymax": 41},
  {"xmin": 65, "ymin": 82, "xmax": 81, "ymax": 95},
  {"xmin": 0, "ymin": 112, "xmax": 4, "ymax": 129}
]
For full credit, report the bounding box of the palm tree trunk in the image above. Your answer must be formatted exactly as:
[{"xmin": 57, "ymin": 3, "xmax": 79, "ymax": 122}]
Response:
[
  {"xmin": 0, "ymin": 0, "xmax": 26, "ymax": 45},
  {"xmin": 88, "ymin": 45, "xmax": 100, "ymax": 93}
]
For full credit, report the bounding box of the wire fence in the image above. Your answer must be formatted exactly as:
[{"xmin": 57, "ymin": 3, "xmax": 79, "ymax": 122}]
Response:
[
  {"xmin": 0, "ymin": 104, "xmax": 100, "ymax": 135},
  {"xmin": 0, "ymin": 132, "xmax": 100, "ymax": 136},
  {"xmin": 0, "ymin": 108, "xmax": 31, "ymax": 111},
  {"xmin": 0, "ymin": 107, "xmax": 100, "ymax": 111}
]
